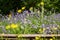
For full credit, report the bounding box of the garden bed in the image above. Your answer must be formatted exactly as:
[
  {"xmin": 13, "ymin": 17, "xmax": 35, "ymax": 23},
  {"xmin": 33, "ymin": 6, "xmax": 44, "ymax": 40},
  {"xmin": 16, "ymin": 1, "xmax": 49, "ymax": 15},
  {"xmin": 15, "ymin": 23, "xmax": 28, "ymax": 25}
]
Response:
[{"xmin": 0, "ymin": 8, "xmax": 60, "ymax": 40}]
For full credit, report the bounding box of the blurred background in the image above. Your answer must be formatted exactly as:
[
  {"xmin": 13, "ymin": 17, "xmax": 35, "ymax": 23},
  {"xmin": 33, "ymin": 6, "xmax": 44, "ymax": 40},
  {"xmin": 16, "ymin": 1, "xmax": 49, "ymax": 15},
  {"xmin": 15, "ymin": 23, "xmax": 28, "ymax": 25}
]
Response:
[
  {"xmin": 0, "ymin": 0, "xmax": 60, "ymax": 15},
  {"xmin": 0, "ymin": 0, "xmax": 60, "ymax": 40}
]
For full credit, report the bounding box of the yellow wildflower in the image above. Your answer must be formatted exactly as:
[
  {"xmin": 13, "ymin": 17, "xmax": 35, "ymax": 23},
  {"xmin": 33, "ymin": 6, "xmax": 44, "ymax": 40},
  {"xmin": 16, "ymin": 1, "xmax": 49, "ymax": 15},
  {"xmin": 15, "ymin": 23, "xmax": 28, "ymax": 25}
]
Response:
[
  {"xmin": 29, "ymin": 7, "xmax": 33, "ymax": 11},
  {"xmin": 18, "ymin": 34, "xmax": 23, "ymax": 38},
  {"xmin": 40, "ymin": 2, "xmax": 44, "ymax": 6},
  {"xmin": 17, "ymin": 9, "xmax": 22, "ymax": 13},
  {"xmin": 39, "ymin": 29, "xmax": 43, "ymax": 33},
  {"xmin": 39, "ymin": 29, "xmax": 41, "ymax": 32},
  {"xmin": 53, "ymin": 27, "xmax": 57, "ymax": 30},
  {"xmin": 43, "ymin": 28, "xmax": 45, "ymax": 31},
  {"xmin": 50, "ymin": 38, "xmax": 53, "ymax": 40},
  {"xmin": 51, "ymin": 34, "xmax": 54, "ymax": 37},
  {"xmin": 52, "ymin": 36, "xmax": 55, "ymax": 40},
  {"xmin": 22, "ymin": 6, "xmax": 26, "ymax": 10},
  {"xmin": 35, "ymin": 36, "xmax": 40, "ymax": 40},
  {"xmin": 6, "ymin": 25, "xmax": 10, "ymax": 29},
  {"xmin": 10, "ymin": 23, "xmax": 18, "ymax": 29},
  {"xmin": 9, "ymin": 14, "xmax": 11, "ymax": 18}
]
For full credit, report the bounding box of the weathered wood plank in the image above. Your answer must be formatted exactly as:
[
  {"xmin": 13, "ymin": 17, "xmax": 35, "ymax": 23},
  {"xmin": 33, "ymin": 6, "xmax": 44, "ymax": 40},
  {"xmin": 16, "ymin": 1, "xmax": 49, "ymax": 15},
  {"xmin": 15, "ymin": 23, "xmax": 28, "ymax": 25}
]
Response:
[{"xmin": 0, "ymin": 34, "xmax": 60, "ymax": 37}]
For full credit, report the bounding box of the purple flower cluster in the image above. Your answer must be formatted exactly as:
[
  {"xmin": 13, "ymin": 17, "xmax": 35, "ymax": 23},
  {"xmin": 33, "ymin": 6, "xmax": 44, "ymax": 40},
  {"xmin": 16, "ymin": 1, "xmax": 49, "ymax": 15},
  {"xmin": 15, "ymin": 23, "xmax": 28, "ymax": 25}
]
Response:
[{"xmin": 0, "ymin": 10, "xmax": 60, "ymax": 34}]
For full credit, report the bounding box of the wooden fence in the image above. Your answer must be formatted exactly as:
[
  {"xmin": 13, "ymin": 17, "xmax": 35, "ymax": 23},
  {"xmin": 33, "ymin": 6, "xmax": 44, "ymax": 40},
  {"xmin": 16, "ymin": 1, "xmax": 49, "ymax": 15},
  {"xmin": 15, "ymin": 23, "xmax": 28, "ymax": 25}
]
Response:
[{"xmin": 0, "ymin": 34, "xmax": 60, "ymax": 40}]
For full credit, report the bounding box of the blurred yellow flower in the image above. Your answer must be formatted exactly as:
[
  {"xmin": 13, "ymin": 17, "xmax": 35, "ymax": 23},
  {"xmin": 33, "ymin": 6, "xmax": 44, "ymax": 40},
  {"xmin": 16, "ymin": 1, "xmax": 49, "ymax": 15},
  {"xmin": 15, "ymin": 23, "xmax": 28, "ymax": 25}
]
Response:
[
  {"xmin": 17, "ymin": 9, "xmax": 22, "ymax": 13},
  {"xmin": 6, "ymin": 25, "xmax": 10, "ymax": 29},
  {"xmin": 35, "ymin": 36, "xmax": 40, "ymax": 40},
  {"xmin": 40, "ymin": 2, "xmax": 44, "ymax": 6},
  {"xmin": 18, "ymin": 34, "xmax": 23, "ymax": 38},
  {"xmin": 39, "ymin": 28, "xmax": 45, "ymax": 33},
  {"xmin": 11, "ymin": 23, "xmax": 18, "ymax": 29},
  {"xmin": 43, "ymin": 28, "xmax": 45, "ymax": 31},
  {"xmin": 22, "ymin": 6, "xmax": 26, "ymax": 10},
  {"xmin": 50, "ymin": 38, "xmax": 53, "ymax": 40},
  {"xmin": 53, "ymin": 28, "xmax": 57, "ymax": 30},
  {"xmin": 51, "ymin": 34, "xmax": 54, "ymax": 37},
  {"xmin": 29, "ymin": 7, "xmax": 33, "ymax": 10},
  {"xmin": 51, "ymin": 26, "xmax": 57, "ymax": 30},
  {"xmin": 52, "ymin": 36, "xmax": 55, "ymax": 40},
  {"xmin": 39, "ymin": 29, "xmax": 43, "ymax": 33},
  {"xmin": 39, "ymin": 29, "xmax": 41, "ymax": 32},
  {"xmin": 9, "ymin": 14, "xmax": 11, "ymax": 18}
]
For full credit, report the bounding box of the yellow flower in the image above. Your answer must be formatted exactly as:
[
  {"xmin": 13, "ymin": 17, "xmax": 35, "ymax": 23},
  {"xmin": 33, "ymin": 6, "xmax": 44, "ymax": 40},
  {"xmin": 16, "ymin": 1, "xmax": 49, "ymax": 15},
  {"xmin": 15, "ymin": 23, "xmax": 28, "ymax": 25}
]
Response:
[
  {"xmin": 21, "ymin": 6, "xmax": 26, "ymax": 10},
  {"xmin": 52, "ymin": 36, "xmax": 55, "ymax": 40},
  {"xmin": 39, "ymin": 29, "xmax": 41, "ymax": 32},
  {"xmin": 17, "ymin": 9, "xmax": 22, "ymax": 13},
  {"xmin": 39, "ymin": 29, "xmax": 43, "ymax": 33},
  {"xmin": 53, "ymin": 28, "xmax": 57, "ymax": 30},
  {"xmin": 50, "ymin": 38, "xmax": 53, "ymax": 40},
  {"xmin": 40, "ymin": 2, "xmax": 44, "ymax": 6},
  {"xmin": 6, "ymin": 25, "xmax": 10, "ymax": 29},
  {"xmin": 51, "ymin": 34, "xmax": 54, "ymax": 37},
  {"xmin": 18, "ymin": 34, "xmax": 23, "ymax": 38},
  {"xmin": 9, "ymin": 14, "xmax": 11, "ymax": 18},
  {"xmin": 29, "ymin": 7, "xmax": 33, "ymax": 11},
  {"xmin": 51, "ymin": 26, "xmax": 57, "ymax": 30},
  {"xmin": 10, "ymin": 23, "xmax": 18, "ymax": 29},
  {"xmin": 43, "ymin": 28, "xmax": 45, "ymax": 31},
  {"xmin": 35, "ymin": 36, "xmax": 40, "ymax": 40}
]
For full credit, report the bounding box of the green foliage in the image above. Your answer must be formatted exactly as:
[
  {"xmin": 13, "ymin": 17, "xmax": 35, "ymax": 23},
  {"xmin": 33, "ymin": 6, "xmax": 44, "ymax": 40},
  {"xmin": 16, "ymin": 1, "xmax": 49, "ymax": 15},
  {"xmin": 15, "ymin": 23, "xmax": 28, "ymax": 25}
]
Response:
[
  {"xmin": 0, "ymin": 0, "xmax": 60, "ymax": 15},
  {"xmin": 0, "ymin": 0, "xmax": 24, "ymax": 15},
  {"xmin": 44, "ymin": 0, "xmax": 60, "ymax": 12}
]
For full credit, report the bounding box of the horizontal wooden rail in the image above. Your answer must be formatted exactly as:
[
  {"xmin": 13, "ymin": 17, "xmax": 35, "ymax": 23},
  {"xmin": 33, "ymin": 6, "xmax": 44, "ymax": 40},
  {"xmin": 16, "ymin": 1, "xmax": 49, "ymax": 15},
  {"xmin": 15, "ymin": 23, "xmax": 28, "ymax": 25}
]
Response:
[
  {"xmin": 0, "ymin": 34, "xmax": 60, "ymax": 37},
  {"xmin": 0, "ymin": 34, "xmax": 60, "ymax": 40}
]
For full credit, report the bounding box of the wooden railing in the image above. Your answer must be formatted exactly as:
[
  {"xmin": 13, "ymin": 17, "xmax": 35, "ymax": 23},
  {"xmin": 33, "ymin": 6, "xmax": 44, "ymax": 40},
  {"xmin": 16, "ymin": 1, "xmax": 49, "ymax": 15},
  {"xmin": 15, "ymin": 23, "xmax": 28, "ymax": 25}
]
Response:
[{"xmin": 0, "ymin": 34, "xmax": 60, "ymax": 40}]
